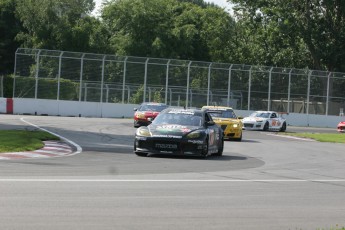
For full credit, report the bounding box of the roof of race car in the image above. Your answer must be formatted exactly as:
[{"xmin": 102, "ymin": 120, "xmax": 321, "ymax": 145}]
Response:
[
  {"xmin": 253, "ymin": 110, "xmax": 276, "ymax": 113},
  {"xmin": 202, "ymin": 106, "xmax": 234, "ymax": 111},
  {"xmin": 140, "ymin": 102, "xmax": 167, "ymax": 106},
  {"xmin": 161, "ymin": 108, "xmax": 203, "ymax": 115}
]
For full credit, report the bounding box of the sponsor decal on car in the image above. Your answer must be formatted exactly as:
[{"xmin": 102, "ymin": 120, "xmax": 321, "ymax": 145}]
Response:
[
  {"xmin": 187, "ymin": 140, "xmax": 204, "ymax": 144},
  {"xmin": 155, "ymin": 143, "xmax": 178, "ymax": 149},
  {"xmin": 152, "ymin": 135, "xmax": 182, "ymax": 139},
  {"xmin": 156, "ymin": 125, "xmax": 191, "ymax": 133},
  {"xmin": 168, "ymin": 110, "xmax": 194, "ymax": 115}
]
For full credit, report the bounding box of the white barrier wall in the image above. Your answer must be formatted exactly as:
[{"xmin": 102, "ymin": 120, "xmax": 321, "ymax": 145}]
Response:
[
  {"xmin": 0, "ymin": 98, "xmax": 6, "ymax": 113},
  {"xmin": 8, "ymin": 98, "xmax": 345, "ymax": 128},
  {"xmin": 13, "ymin": 98, "xmax": 138, "ymax": 118}
]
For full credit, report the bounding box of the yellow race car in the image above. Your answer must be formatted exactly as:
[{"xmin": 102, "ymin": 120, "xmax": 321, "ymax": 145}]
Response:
[{"xmin": 202, "ymin": 106, "xmax": 243, "ymax": 141}]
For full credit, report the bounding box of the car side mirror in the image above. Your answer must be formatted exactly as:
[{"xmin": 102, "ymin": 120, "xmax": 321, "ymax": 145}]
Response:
[
  {"xmin": 133, "ymin": 108, "xmax": 137, "ymax": 111},
  {"xmin": 205, "ymin": 121, "xmax": 215, "ymax": 126},
  {"xmin": 147, "ymin": 117, "xmax": 154, "ymax": 122}
]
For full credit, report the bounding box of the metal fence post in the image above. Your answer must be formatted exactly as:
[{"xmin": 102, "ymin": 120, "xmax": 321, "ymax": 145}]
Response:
[
  {"xmin": 79, "ymin": 53, "xmax": 85, "ymax": 102},
  {"xmin": 207, "ymin": 63, "xmax": 212, "ymax": 106},
  {"xmin": 326, "ymin": 71, "xmax": 332, "ymax": 116},
  {"xmin": 287, "ymin": 69, "xmax": 293, "ymax": 113},
  {"xmin": 227, "ymin": 64, "xmax": 233, "ymax": 107},
  {"xmin": 13, "ymin": 50, "xmax": 18, "ymax": 98},
  {"xmin": 100, "ymin": 55, "xmax": 106, "ymax": 103},
  {"xmin": 143, "ymin": 58, "xmax": 149, "ymax": 103},
  {"xmin": 57, "ymin": 51, "xmax": 64, "ymax": 100},
  {"xmin": 165, "ymin": 60, "xmax": 171, "ymax": 105},
  {"xmin": 122, "ymin": 56, "xmax": 128, "ymax": 104},
  {"xmin": 247, "ymin": 66, "xmax": 252, "ymax": 110},
  {"xmin": 35, "ymin": 49, "xmax": 42, "ymax": 99},
  {"xmin": 268, "ymin": 67, "xmax": 273, "ymax": 110},
  {"xmin": 306, "ymin": 70, "xmax": 311, "ymax": 115},
  {"xmin": 186, "ymin": 61, "xmax": 192, "ymax": 108}
]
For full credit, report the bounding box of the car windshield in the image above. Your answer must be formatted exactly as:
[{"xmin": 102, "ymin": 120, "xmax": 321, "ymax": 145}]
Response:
[
  {"xmin": 250, "ymin": 112, "xmax": 270, "ymax": 118},
  {"xmin": 153, "ymin": 113, "xmax": 202, "ymax": 126},
  {"xmin": 208, "ymin": 110, "xmax": 236, "ymax": 119},
  {"xmin": 139, "ymin": 104, "xmax": 168, "ymax": 112}
]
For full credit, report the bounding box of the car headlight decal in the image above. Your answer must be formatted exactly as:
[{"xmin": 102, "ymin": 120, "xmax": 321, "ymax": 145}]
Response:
[
  {"xmin": 135, "ymin": 112, "xmax": 146, "ymax": 119},
  {"xmin": 186, "ymin": 131, "xmax": 201, "ymax": 139},
  {"xmin": 136, "ymin": 128, "xmax": 151, "ymax": 137}
]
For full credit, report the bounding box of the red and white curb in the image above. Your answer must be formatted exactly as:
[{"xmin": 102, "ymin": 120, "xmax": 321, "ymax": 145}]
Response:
[{"xmin": 0, "ymin": 141, "xmax": 75, "ymax": 160}]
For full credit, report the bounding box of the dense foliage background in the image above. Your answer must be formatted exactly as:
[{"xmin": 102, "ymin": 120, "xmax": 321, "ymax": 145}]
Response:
[{"xmin": 1, "ymin": 0, "xmax": 344, "ymax": 75}]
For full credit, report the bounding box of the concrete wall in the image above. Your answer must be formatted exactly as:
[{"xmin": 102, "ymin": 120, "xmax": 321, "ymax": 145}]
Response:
[
  {"xmin": 1, "ymin": 98, "xmax": 344, "ymax": 128},
  {"xmin": 12, "ymin": 98, "xmax": 138, "ymax": 118}
]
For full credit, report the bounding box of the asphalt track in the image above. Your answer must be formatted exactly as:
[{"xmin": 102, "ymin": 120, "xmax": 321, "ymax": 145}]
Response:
[{"xmin": 0, "ymin": 114, "xmax": 344, "ymax": 230}]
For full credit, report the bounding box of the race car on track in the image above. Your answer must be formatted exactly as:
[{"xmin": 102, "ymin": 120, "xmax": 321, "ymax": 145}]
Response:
[
  {"xmin": 337, "ymin": 121, "xmax": 345, "ymax": 133},
  {"xmin": 133, "ymin": 102, "xmax": 169, "ymax": 128},
  {"xmin": 242, "ymin": 111, "xmax": 287, "ymax": 132},
  {"xmin": 134, "ymin": 108, "xmax": 224, "ymax": 157},
  {"xmin": 202, "ymin": 106, "xmax": 243, "ymax": 141}
]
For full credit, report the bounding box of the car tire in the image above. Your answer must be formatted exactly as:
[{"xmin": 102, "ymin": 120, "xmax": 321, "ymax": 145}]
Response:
[
  {"xmin": 263, "ymin": 122, "xmax": 269, "ymax": 131},
  {"xmin": 201, "ymin": 138, "xmax": 209, "ymax": 158},
  {"xmin": 134, "ymin": 140, "xmax": 148, "ymax": 157},
  {"xmin": 280, "ymin": 122, "xmax": 287, "ymax": 132}
]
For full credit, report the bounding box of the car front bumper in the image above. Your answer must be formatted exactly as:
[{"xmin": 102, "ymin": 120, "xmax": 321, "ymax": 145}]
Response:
[{"xmin": 134, "ymin": 136, "xmax": 206, "ymax": 156}]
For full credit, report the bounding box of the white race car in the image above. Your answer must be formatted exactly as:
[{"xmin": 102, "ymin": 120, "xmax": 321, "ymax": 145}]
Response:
[{"xmin": 242, "ymin": 111, "xmax": 287, "ymax": 132}]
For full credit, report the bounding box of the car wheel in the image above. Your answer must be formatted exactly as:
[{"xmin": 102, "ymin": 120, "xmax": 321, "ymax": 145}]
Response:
[
  {"xmin": 214, "ymin": 138, "xmax": 224, "ymax": 156},
  {"xmin": 134, "ymin": 121, "xmax": 140, "ymax": 128},
  {"xmin": 263, "ymin": 122, "xmax": 269, "ymax": 131},
  {"xmin": 134, "ymin": 140, "xmax": 147, "ymax": 157},
  {"xmin": 201, "ymin": 138, "xmax": 209, "ymax": 158},
  {"xmin": 280, "ymin": 122, "xmax": 287, "ymax": 132}
]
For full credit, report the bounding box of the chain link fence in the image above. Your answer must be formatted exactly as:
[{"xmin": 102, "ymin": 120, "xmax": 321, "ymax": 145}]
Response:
[{"xmin": 13, "ymin": 48, "xmax": 345, "ymax": 116}]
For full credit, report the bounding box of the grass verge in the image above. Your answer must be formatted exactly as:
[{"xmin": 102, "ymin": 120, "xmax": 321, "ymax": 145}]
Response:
[
  {"xmin": 280, "ymin": 132, "xmax": 345, "ymax": 143},
  {"xmin": 0, "ymin": 130, "xmax": 59, "ymax": 153}
]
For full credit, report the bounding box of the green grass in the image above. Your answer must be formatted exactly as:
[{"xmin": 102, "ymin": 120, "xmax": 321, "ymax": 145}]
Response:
[
  {"xmin": 0, "ymin": 130, "xmax": 59, "ymax": 153},
  {"xmin": 281, "ymin": 132, "xmax": 345, "ymax": 143}
]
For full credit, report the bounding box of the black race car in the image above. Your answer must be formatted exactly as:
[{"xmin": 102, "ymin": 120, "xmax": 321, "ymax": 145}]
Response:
[{"xmin": 134, "ymin": 108, "xmax": 224, "ymax": 157}]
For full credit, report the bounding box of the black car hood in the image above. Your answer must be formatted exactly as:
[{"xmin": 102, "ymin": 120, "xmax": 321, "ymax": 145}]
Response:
[{"xmin": 148, "ymin": 124, "xmax": 201, "ymax": 137}]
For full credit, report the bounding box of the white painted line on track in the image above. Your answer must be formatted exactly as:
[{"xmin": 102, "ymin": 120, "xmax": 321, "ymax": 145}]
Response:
[
  {"xmin": 20, "ymin": 117, "xmax": 82, "ymax": 156},
  {"xmin": 265, "ymin": 132, "xmax": 316, "ymax": 141},
  {"xmin": 0, "ymin": 179, "xmax": 344, "ymax": 182}
]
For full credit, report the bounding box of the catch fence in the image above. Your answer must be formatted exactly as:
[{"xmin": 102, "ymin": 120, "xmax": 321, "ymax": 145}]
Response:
[{"xmin": 13, "ymin": 48, "xmax": 345, "ymax": 116}]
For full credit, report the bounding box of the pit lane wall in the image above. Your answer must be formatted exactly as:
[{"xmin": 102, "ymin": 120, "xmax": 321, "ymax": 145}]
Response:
[{"xmin": 1, "ymin": 98, "xmax": 344, "ymax": 128}]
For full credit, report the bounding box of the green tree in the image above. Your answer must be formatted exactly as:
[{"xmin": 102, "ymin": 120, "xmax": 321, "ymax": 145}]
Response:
[
  {"xmin": 230, "ymin": 0, "xmax": 345, "ymax": 72},
  {"xmin": 101, "ymin": 0, "xmax": 236, "ymax": 62},
  {"xmin": 0, "ymin": 0, "xmax": 22, "ymax": 74},
  {"xmin": 15, "ymin": 0, "xmax": 110, "ymax": 53}
]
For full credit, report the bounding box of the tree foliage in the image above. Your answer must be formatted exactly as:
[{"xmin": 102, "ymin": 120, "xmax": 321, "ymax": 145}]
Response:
[
  {"xmin": 0, "ymin": 0, "xmax": 22, "ymax": 74},
  {"xmin": 230, "ymin": 0, "xmax": 345, "ymax": 71},
  {"xmin": 1, "ymin": 0, "xmax": 345, "ymax": 77},
  {"xmin": 101, "ymin": 0, "xmax": 236, "ymax": 62}
]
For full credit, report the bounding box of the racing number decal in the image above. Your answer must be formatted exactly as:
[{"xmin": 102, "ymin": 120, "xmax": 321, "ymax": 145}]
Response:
[
  {"xmin": 208, "ymin": 129, "xmax": 219, "ymax": 146},
  {"xmin": 209, "ymin": 130, "xmax": 215, "ymax": 145},
  {"xmin": 271, "ymin": 119, "xmax": 281, "ymax": 127}
]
